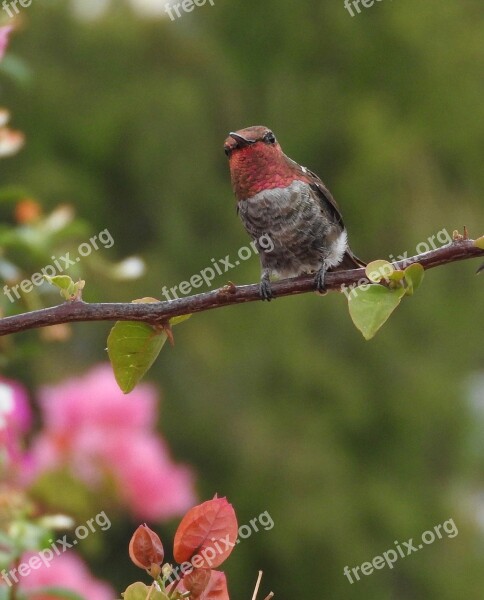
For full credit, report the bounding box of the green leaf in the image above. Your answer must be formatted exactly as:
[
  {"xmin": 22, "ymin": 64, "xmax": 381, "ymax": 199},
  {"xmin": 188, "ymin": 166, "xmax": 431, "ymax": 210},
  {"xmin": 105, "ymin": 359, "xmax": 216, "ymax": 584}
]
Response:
[
  {"xmin": 0, "ymin": 186, "xmax": 31, "ymax": 205},
  {"xmin": 0, "ymin": 588, "xmax": 9, "ymax": 600},
  {"xmin": 388, "ymin": 270, "xmax": 405, "ymax": 283},
  {"xmin": 44, "ymin": 275, "xmax": 85, "ymax": 301},
  {"xmin": 474, "ymin": 236, "xmax": 484, "ymax": 250},
  {"xmin": 0, "ymin": 55, "xmax": 32, "ymax": 85},
  {"xmin": 107, "ymin": 322, "xmax": 168, "ymax": 394},
  {"xmin": 365, "ymin": 260, "xmax": 394, "ymax": 283},
  {"xmin": 107, "ymin": 313, "xmax": 191, "ymax": 394},
  {"xmin": 7, "ymin": 520, "xmax": 52, "ymax": 554},
  {"xmin": 26, "ymin": 587, "xmax": 86, "ymax": 600},
  {"xmin": 121, "ymin": 582, "xmax": 169, "ymax": 600},
  {"xmin": 45, "ymin": 275, "xmax": 74, "ymax": 291},
  {"xmin": 348, "ymin": 284, "xmax": 405, "ymax": 340},
  {"xmin": 29, "ymin": 468, "xmax": 99, "ymax": 522},
  {"xmin": 169, "ymin": 314, "xmax": 192, "ymax": 326},
  {"xmin": 108, "ymin": 298, "xmax": 192, "ymax": 394},
  {"xmin": 404, "ymin": 263, "xmax": 425, "ymax": 296}
]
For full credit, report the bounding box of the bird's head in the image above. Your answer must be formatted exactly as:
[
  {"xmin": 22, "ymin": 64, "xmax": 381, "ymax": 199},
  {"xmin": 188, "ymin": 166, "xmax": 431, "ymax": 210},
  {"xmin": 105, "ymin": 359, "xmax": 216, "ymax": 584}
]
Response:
[
  {"xmin": 224, "ymin": 126, "xmax": 300, "ymax": 199},
  {"xmin": 224, "ymin": 126, "xmax": 281, "ymax": 159}
]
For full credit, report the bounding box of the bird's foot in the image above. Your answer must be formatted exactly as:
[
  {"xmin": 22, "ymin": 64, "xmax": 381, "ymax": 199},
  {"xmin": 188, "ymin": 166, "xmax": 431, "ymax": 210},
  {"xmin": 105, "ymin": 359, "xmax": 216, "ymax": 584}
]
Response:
[
  {"xmin": 314, "ymin": 266, "xmax": 327, "ymax": 294},
  {"xmin": 260, "ymin": 278, "xmax": 273, "ymax": 301}
]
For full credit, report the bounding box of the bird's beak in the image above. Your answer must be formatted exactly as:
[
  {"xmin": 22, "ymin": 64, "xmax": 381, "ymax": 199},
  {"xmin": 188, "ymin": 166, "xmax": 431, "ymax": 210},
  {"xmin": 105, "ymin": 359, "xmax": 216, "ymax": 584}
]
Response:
[{"xmin": 229, "ymin": 132, "xmax": 256, "ymax": 148}]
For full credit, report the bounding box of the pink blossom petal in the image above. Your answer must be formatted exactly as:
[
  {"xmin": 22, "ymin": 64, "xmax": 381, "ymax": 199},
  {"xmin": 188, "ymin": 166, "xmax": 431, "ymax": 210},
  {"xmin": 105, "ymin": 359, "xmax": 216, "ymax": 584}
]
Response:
[
  {"xmin": 104, "ymin": 435, "xmax": 196, "ymax": 520},
  {"xmin": 0, "ymin": 378, "xmax": 32, "ymax": 469},
  {"xmin": 0, "ymin": 26, "xmax": 13, "ymax": 62},
  {"xmin": 19, "ymin": 551, "xmax": 115, "ymax": 600},
  {"xmin": 38, "ymin": 363, "xmax": 156, "ymax": 433},
  {"xmin": 28, "ymin": 363, "xmax": 195, "ymax": 520}
]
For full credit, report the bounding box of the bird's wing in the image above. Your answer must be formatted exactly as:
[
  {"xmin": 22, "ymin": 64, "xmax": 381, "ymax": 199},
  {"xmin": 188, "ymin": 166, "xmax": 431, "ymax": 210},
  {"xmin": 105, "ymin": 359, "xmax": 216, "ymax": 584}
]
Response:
[
  {"xmin": 309, "ymin": 178, "xmax": 345, "ymax": 229},
  {"xmin": 289, "ymin": 159, "xmax": 345, "ymax": 228},
  {"xmin": 292, "ymin": 160, "xmax": 366, "ymax": 268}
]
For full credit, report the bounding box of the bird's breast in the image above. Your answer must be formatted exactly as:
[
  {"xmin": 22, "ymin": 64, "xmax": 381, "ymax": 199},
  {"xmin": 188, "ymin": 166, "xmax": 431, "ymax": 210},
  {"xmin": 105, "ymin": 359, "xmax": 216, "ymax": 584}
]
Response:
[
  {"xmin": 238, "ymin": 180, "xmax": 319, "ymax": 234},
  {"xmin": 238, "ymin": 180, "xmax": 346, "ymax": 277}
]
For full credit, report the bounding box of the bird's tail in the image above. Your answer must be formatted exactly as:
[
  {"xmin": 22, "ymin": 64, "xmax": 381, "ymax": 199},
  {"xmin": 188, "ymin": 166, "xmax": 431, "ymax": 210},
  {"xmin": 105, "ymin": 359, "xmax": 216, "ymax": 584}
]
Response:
[
  {"xmin": 333, "ymin": 248, "xmax": 366, "ymax": 271},
  {"xmin": 477, "ymin": 262, "xmax": 484, "ymax": 274}
]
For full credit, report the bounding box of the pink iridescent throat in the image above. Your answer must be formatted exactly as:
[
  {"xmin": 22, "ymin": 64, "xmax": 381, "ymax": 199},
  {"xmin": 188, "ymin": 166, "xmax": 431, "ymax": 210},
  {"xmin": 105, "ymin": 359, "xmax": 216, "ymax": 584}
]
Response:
[{"xmin": 229, "ymin": 143, "xmax": 309, "ymax": 199}]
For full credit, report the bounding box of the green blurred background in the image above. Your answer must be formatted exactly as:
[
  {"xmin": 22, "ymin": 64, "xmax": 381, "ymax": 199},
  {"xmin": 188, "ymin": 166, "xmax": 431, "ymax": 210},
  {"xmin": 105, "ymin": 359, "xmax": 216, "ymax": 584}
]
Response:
[{"xmin": 2, "ymin": 0, "xmax": 484, "ymax": 597}]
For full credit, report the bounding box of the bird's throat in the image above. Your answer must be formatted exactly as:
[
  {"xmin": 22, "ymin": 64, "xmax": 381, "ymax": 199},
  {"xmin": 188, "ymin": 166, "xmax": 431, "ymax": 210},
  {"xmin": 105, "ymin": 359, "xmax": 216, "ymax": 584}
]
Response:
[{"xmin": 230, "ymin": 147, "xmax": 306, "ymax": 200}]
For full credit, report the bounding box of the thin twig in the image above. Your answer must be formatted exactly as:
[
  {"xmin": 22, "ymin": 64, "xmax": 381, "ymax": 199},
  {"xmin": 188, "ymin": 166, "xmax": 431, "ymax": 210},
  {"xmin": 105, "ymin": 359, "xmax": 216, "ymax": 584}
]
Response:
[
  {"xmin": 251, "ymin": 571, "xmax": 263, "ymax": 600},
  {"xmin": 0, "ymin": 238, "xmax": 482, "ymax": 337}
]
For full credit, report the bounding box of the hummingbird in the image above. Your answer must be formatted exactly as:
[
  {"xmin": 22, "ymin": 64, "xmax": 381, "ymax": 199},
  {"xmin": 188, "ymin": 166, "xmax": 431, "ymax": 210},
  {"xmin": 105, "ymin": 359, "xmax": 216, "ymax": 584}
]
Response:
[{"xmin": 224, "ymin": 125, "xmax": 365, "ymax": 300}]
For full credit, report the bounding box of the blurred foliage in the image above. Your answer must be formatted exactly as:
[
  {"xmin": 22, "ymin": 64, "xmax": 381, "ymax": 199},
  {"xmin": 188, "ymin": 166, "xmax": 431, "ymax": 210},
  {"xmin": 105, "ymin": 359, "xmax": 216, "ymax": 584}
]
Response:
[{"xmin": 1, "ymin": 0, "xmax": 483, "ymax": 598}]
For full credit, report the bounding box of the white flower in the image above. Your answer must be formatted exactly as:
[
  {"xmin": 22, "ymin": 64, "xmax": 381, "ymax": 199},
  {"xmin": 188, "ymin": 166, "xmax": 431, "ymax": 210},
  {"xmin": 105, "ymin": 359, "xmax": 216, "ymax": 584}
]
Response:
[
  {"xmin": 0, "ymin": 383, "xmax": 15, "ymax": 430},
  {"xmin": 111, "ymin": 256, "xmax": 146, "ymax": 280}
]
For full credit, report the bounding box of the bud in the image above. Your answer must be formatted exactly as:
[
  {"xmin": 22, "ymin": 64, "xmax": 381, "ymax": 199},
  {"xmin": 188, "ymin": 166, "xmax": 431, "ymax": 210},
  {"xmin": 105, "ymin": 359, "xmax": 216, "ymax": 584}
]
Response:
[
  {"xmin": 161, "ymin": 563, "xmax": 174, "ymax": 579},
  {"xmin": 149, "ymin": 563, "xmax": 162, "ymax": 579},
  {"xmin": 128, "ymin": 524, "xmax": 164, "ymax": 570}
]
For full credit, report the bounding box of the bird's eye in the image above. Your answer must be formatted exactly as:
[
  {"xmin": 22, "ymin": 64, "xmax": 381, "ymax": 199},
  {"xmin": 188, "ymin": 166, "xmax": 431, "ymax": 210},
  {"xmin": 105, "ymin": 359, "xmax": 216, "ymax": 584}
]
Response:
[{"xmin": 263, "ymin": 131, "xmax": 276, "ymax": 144}]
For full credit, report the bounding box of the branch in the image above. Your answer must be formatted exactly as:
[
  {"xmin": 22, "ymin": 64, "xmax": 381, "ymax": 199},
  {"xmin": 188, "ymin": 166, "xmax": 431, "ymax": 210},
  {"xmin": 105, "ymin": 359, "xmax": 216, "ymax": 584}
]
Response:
[{"xmin": 0, "ymin": 238, "xmax": 482, "ymax": 337}]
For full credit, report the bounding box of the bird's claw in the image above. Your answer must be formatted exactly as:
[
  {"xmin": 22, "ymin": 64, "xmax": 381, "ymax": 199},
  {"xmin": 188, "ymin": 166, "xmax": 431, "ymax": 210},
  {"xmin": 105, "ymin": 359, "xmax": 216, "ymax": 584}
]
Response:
[
  {"xmin": 314, "ymin": 267, "xmax": 327, "ymax": 293},
  {"xmin": 260, "ymin": 278, "xmax": 273, "ymax": 301}
]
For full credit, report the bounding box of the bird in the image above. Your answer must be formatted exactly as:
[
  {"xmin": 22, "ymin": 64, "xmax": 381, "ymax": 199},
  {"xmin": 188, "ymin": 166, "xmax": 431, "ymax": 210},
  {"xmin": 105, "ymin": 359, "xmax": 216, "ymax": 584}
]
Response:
[{"xmin": 224, "ymin": 125, "xmax": 365, "ymax": 300}]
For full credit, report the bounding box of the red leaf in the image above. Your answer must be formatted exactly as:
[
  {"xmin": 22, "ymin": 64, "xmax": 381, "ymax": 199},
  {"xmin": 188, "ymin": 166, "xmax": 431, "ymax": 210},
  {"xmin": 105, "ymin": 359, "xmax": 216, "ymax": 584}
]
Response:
[
  {"xmin": 170, "ymin": 570, "xmax": 230, "ymax": 600},
  {"xmin": 174, "ymin": 497, "xmax": 238, "ymax": 568},
  {"xmin": 200, "ymin": 570, "xmax": 230, "ymax": 600},
  {"xmin": 182, "ymin": 568, "xmax": 211, "ymax": 597}
]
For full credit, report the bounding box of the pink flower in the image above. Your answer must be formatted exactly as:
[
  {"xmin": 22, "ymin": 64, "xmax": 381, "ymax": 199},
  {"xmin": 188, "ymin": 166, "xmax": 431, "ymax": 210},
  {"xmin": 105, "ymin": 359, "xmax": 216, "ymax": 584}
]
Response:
[
  {"xmin": 0, "ymin": 378, "xmax": 32, "ymax": 469},
  {"xmin": 102, "ymin": 435, "xmax": 194, "ymax": 520},
  {"xmin": 18, "ymin": 551, "xmax": 114, "ymax": 600},
  {"xmin": 0, "ymin": 26, "xmax": 13, "ymax": 62},
  {"xmin": 28, "ymin": 364, "xmax": 195, "ymax": 520}
]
